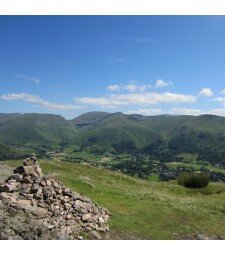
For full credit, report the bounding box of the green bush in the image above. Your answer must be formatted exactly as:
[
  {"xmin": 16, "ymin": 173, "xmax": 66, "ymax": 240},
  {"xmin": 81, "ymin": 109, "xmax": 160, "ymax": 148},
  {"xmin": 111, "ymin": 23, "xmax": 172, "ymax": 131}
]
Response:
[{"xmin": 178, "ymin": 172, "xmax": 209, "ymax": 189}]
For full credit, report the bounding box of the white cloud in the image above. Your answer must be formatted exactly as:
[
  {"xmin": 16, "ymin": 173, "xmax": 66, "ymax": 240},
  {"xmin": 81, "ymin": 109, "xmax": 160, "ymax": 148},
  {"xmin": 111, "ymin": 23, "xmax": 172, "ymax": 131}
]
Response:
[
  {"xmin": 207, "ymin": 108, "xmax": 225, "ymax": 116},
  {"xmin": 75, "ymin": 92, "xmax": 197, "ymax": 108},
  {"xmin": 155, "ymin": 79, "xmax": 172, "ymax": 88},
  {"xmin": 1, "ymin": 93, "xmax": 81, "ymax": 110},
  {"xmin": 16, "ymin": 74, "xmax": 40, "ymax": 84},
  {"xmin": 214, "ymin": 97, "xmax": 225, "ymax": 106},
  {"xmin": 123, "ymin": 84, "xmax": 150, "ymax": 92},
  {"xmin": 107, "ymin": 83, "xmax": 151, "ymax": 93},
  {"xmin": 128, "ymin": 80, "xmax": 139, "ymax": 84},
  {"xmin": 221, "ymin": 89, "xmax": 225, "ymax": 94},
  {"xmin": 107, "ymin": 84, "xmax": 120, "ymax": 91},
  {"xmin": 126, "ymin": 107, "xmax": 225, "ymax": 117},
  {"xmin": 126, "ymin": 108, "xmax": 164, "ymax": 116},
  {"xmin": 168, "ymin": 107, "xmax": 225, "ymax": 117},
  {"xmin": 168, "ymin": 108, "xmax": 203, "ymax": 115},
  {"xmin": 199, "ymin": 88, "xmax": 214, "ymax": 97}
]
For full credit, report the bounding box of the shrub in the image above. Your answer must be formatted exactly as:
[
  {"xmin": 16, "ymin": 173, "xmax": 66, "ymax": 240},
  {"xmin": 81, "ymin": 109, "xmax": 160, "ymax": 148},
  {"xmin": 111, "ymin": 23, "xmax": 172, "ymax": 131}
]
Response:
[{"xmin": 178, "ymin": 172, "xmax": 209, "ymax": 189}]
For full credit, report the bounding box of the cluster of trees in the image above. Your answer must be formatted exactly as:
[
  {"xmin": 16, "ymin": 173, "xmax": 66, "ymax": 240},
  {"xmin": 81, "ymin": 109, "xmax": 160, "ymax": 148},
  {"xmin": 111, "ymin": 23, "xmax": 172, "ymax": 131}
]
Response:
[
  {"xmin": 112, "ymin": 154, "xmax": 225, "ymax": 183},
  {"xmin": 114, "ymin": 155, "xmax": 154, "ymax": 179}
]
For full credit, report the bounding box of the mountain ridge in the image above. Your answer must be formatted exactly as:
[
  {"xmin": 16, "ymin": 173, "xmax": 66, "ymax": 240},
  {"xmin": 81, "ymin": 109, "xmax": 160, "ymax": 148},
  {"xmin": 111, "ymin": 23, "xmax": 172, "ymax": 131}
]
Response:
[{"xmin": 1, "ymin": 112, "xmax": 225, "ymax": 163}]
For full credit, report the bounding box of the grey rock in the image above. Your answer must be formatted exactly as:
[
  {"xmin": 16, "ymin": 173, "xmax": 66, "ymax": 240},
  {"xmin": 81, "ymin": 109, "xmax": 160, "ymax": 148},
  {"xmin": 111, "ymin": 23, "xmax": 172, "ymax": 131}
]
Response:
[
  {"xmin": 0, "ymin": 156, "xmax": 110, "ymax": 240},
  {"xmin": 82, "ymin": 213, "xmax": 91, "ymax": 222},
  {"xmin": 32, "ymin": 183, "xmax": 40, "ymax": 193},
  {"xmin": 9, "ymin": 174, "xmax": 23, "ymax": 182},
  {"xmin": 89, "ymin": 230, "xmax": 102, "ymax": 240}
]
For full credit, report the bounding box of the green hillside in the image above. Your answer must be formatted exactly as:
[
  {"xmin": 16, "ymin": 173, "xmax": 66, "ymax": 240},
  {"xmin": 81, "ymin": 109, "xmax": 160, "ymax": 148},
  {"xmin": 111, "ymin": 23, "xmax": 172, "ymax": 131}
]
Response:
[
  {"xmin": 1, "ymin": 112, "xmax": 225, "ymax": 163},
  {"xmin": 0, "ymin": 113, "xmax": 77, "ymax": 150},
  {"xmin": 74, "ymin": 112, "xmax": 163, "ymax": 151},
  {"xmin": 4, "ymin": 159, "xmax": 225, "ymax": 239},
  {"xmin": 0, "ymin": 142, "xmax": 27, "ymax": 160},
  {"xmin": 72, "ymin": 112, "xmax": 225, "ymax": 162},
  {"xmin": 70, "ymin": 111, "xmax": 111, "ymax": 127}
]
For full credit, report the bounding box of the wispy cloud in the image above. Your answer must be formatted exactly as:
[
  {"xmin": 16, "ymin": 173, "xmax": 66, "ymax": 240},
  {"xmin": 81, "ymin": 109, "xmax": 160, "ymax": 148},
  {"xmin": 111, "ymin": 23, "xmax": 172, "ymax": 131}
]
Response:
[
  {"xmin": 168, "ymin": 108, "xmax": 203, "ymax": 115},
  {"xmin": 169, "ymin": 107, "xmax": 225, "ymax": 117},
  {"xmin": 155, "ymin": 79, "xmax": 173, "ymax": 88},
  {"xmin": 107, "ymin": 82, "xmax": 151, "ymax": 93},
  {"xmin": 207, "ymin": 108, "xmax": 225, "ymax": 116},
  {"xmin": 123, "ymin": 84, "xmax": 151, "ymax": 93},
  {"xmin": 214, "ymin": 97, "xmax": 225, "ymax": 106},
  {"xmin": 15, "ymin": 74, "xmax": 41, "ymax": 84},
  {"xmin": 75, "ymin": 92, "xmax": 197, "ymax": 108},
  {"xmin": 125, "ymin": 107, "xmax": 225, "ymax": 117},
  {"xmin": 199, "ymin": 88, "xmax": 214, "ymax": 97},
  {"xmin": 1, "ymin": 93, "xmax": 81, "ymax": 110},
  {"xmin": 126, "ymin": 108, "xmax": 164, "ymax": 116},
  {"xmin": 107, "ymin": 85, "xmax": 121, "ymax": 92}
]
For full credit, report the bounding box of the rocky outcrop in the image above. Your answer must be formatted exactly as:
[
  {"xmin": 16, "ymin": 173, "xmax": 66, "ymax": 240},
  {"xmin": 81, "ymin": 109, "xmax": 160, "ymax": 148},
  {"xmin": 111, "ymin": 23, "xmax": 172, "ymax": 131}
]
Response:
[{"xmin": 0, "ymin": 156, "xmax": 110, "ymax": 240}]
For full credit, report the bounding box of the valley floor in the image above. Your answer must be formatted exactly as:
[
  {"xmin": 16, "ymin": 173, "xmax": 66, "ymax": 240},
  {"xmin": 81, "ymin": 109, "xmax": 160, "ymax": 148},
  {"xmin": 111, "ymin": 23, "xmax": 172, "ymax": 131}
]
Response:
[{"xmin": 2, "ymin": 159, "xmax": 225, "ymax": 239}]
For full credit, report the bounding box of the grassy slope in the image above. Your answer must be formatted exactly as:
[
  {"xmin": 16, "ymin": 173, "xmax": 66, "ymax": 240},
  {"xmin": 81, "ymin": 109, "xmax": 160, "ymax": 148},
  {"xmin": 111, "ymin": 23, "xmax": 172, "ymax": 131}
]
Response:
[
  {"xmin": 0, "ymin": 113, "xmax": 77, "ymax": 148},
  {"xmin": 75, "ymin": 113, "xmax": 163, "ymax": 149},
  {"xmin": 5, "ymin": 159, "xmax": 225, "ymax": 239}
]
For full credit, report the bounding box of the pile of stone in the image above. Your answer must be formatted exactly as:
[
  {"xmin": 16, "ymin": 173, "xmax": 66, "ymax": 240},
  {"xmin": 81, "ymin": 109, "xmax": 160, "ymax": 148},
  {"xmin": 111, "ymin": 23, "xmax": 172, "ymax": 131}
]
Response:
[{"xmin": 0, "ymin": 156, "xmax": 110, "ymax": 240}]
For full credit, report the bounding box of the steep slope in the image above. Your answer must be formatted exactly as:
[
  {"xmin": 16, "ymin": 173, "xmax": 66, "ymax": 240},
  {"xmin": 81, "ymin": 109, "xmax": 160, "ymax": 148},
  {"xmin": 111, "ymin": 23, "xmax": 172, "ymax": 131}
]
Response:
[
  {"xmin": 0, "ymin": 113, "xmax": 77, "ymax": 149},
  {"xmin": 139, "ymin": 114, "xmax": 225, "ymax": 162},
  {"xmin": 1, "ymin": 112, "xmax": 225, "ymax": 161},
  {"xmin": 70, "ymin": 111, "xmax": 111, "ymax": 128},
  {"xmin": 74, "ymin": 112, "xmax": 163, "ymax": 151}
]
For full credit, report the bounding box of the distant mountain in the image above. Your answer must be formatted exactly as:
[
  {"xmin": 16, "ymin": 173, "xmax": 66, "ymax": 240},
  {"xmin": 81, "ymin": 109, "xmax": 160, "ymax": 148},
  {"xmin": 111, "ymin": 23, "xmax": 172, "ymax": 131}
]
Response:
[
  {"xmin": 72, "ymin": 112, "xmax": 163, "ymax": 151},
  {"xmin": 70, "ymin": 111, "xmax": 111, "ymax": 127},
  {"xmin": 1, "ymin": 111, "xmax": 225, "ymax": 163},
  {"xmin": 0, "ymin": 113, "xmax": 77, "ymax": 150}
]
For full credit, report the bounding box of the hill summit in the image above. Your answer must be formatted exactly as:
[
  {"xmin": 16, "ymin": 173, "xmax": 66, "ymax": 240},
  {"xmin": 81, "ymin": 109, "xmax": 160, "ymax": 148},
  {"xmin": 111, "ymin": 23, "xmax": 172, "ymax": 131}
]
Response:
[{"xmin": 0, "ymin": 156, "xmax": 110, "ymax": 240}]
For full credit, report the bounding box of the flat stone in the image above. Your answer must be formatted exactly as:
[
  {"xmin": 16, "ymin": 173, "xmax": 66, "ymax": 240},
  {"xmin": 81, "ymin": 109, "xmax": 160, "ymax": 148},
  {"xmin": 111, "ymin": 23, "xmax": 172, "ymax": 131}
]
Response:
[
  {"xmin": 38, "ymin": 202, "xmax": 47, "ymax": 208},
  {"xmin": 19, "ymin": 184, "xmax": 31, "ymax": 194},
  {"xmin": 32, "ymin": 183, "xmax": 40, "ymax": 193},
  {"xmin": 10, "ymin": 174, "xmax": 23, "ymax": 182},
  {"xmin": 33, "ymin": 188, "xmax": 43, "ymax": 200},
  {"xmin": 57, "ymin": 189, "xmax": 63, "ymax": 194},
  {"xmin": 34, "ymin": 177, "xmax": 42, "ymax": 184},
  {"xmin": 46, "ymin": 180, "xmax": 51, "ymax": 186},
  {"xmin": 66, "ymin": 214, "xmax": 72, "ymax": 220},
  {"xmin": 22, "ymin": 176, "xmax": 33, "ymax": 184},
  {"xmin": 0, "ymin": 182, "xmax": 18, "ymax": 192},
  {"xmin": 18, "ymin": 199, "xmax": 31, "ymax": 207},
  {"xmin": 21, "ymin": 193, "xmax": 33, "ymax": 200},
  {"xmin": 74, "ymin": 200, "xmax": 83, "ymax": 207},
  {"xmin": 89, "ymin": 230, "xmax": 102, "ymax": 240},
  {"xmin": 82, "ymin": 213, "xmax": 91, "ymax": 222},
  {"xmin": 98, "ymin": 216, "xmax": 105, "ymax": 223},
  {"xmin": 40, "ymin": 181, "xmax": 46, "ymax": 187},
  {"xmin": 23, "ymin": 165, "xmax": 37, "ymax": 176}
]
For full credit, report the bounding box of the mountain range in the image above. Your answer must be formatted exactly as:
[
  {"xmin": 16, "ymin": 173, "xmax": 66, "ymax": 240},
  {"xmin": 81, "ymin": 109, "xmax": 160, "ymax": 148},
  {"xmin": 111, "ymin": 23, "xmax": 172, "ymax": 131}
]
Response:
[{"xmin": 1, "ymin": 112, "xmax": 225, "ymax": 163}]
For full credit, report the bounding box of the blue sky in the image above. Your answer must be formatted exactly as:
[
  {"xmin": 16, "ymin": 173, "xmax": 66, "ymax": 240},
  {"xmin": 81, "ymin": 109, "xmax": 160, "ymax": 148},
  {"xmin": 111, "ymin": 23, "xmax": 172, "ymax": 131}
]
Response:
[{"xmin": 1, "ymin": 16, "xmax": 225, "ymax": 118}]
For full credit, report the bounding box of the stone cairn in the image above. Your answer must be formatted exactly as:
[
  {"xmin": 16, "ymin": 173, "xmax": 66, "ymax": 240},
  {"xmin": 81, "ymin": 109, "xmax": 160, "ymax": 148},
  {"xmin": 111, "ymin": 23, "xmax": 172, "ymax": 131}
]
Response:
[{"xmin": 0, "ymin": 155, "xmax": 110, "ymax": 240}]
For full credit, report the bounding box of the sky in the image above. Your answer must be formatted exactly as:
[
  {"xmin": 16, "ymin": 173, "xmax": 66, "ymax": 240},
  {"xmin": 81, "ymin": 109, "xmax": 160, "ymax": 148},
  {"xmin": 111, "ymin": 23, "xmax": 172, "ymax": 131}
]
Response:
[{"xmin": 1, "ymin": 16, "xmax": 225, "ymax": 119}]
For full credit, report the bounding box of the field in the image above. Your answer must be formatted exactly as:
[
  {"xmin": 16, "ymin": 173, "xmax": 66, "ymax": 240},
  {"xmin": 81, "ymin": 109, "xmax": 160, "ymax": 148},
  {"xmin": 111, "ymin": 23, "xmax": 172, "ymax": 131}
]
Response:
[{"xmin": 4, "ymin": 159, "xmax": 225, "ymax": 239}]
